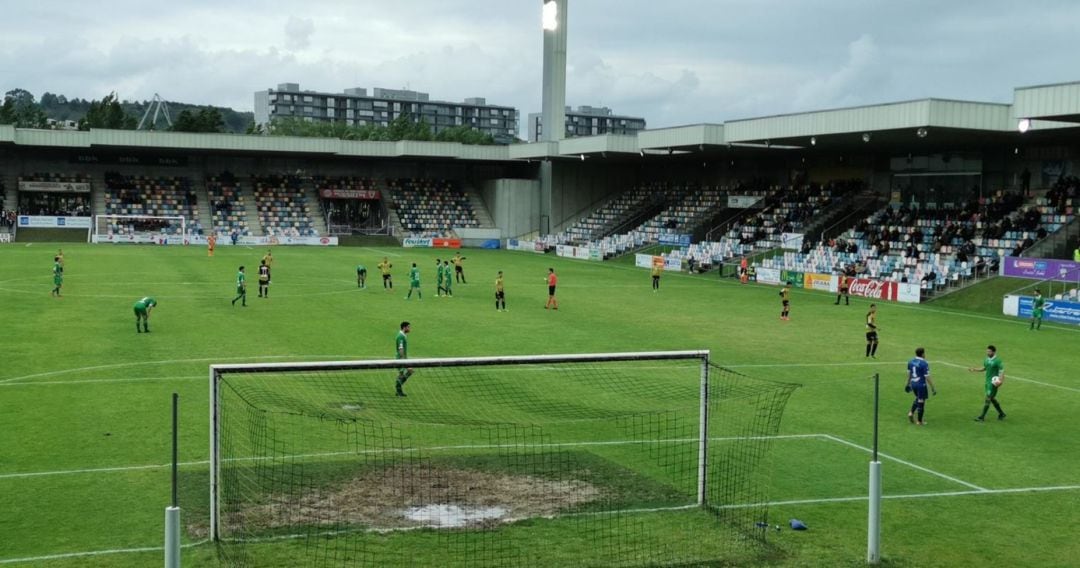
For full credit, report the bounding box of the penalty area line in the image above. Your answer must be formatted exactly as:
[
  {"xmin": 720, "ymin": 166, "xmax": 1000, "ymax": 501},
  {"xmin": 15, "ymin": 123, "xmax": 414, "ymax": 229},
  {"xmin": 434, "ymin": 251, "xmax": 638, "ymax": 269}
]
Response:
[
  {"xmin": 0, "ymin": 540, "xmax": 208, "ymax": 565},
  {"xmin": 935, "ymin": 360, "xmax": 1080, "ymax": 394},
  {"xmin": 0, "ymin": 434, "xmax": 822, "ymax": 480},
  {"xmin": 820, "ymin": 434, "xmax": 987, "ymax": 491}
]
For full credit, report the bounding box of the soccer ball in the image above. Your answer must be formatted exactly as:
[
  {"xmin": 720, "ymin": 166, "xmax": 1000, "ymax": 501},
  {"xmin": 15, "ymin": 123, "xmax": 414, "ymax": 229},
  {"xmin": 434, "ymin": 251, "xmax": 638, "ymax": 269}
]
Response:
[{"xmin": 991, "ymin": 376, "xmax": 1002, "ymax": 387}]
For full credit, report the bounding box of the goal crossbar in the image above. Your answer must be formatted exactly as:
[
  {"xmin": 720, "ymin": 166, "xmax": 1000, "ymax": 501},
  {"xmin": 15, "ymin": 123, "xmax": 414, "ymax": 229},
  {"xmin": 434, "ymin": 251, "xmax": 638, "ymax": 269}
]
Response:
[{"xmin": 208, "ymin": 350, "xmax": 712, "ymax": 544}]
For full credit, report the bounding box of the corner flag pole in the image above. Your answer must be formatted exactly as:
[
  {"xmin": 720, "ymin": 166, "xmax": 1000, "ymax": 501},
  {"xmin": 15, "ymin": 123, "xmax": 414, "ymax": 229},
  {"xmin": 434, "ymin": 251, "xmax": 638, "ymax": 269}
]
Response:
[
  {"xmin": 165, "ymin": 393, "xmax": 181, "ymax": 568},
  {"xmin": 867, "ymin": 373, "xmax": 882, "ymax": 564}
]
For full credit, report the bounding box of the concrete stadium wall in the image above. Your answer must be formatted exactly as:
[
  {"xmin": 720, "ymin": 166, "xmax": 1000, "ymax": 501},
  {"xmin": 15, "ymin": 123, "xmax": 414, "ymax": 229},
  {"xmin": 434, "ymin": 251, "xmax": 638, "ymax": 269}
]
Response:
[{"xmin": 482, "ymin": 179, "xmax": 540, "ymax": 238}]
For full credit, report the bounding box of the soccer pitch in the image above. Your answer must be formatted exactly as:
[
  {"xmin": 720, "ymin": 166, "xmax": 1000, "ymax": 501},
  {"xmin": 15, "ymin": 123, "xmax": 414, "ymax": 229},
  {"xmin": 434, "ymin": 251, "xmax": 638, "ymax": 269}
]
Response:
[{"xmin": 0, "ymin": 244, "xmax": 1078, "ymax": 567}]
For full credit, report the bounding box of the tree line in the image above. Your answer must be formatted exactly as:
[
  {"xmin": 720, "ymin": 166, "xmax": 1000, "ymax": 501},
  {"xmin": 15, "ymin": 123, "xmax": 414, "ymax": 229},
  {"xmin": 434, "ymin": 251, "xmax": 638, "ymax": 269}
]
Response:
[
  {"xmin": 2, "ymin": 89, "xmax": 503, "ymax": 144},
  {"xmin": 263, "ymin": 113, "xmax": 497, "ymax": 145}
]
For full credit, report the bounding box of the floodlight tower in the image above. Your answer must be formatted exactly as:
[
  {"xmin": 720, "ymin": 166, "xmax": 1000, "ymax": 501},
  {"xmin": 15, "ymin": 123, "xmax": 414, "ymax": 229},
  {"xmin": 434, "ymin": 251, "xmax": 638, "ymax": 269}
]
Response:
[
  {"xmin": 540, "ymin": 0, "xmax": 568, "ymax": 143},
  {"xmin": 538, "ymin": 0, "xmax": 567, "ymax": 234}
]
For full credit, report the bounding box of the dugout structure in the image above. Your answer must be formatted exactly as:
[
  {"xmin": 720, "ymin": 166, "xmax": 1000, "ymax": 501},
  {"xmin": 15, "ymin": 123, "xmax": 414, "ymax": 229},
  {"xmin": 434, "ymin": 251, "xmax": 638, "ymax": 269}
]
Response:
[{"xmin": 209, "ymin": 351, "xmax": 798, "ymax": 567}]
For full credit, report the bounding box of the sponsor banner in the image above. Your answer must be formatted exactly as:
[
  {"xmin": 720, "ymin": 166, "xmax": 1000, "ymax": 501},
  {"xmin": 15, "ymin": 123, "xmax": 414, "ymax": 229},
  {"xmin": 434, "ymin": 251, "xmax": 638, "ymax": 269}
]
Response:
[
  {"xmin": 658, "ymin": 234, "xmax": 691, "ymax": 247},
  {"xmin": 480, "ymin": 239, "xmax": 501, "ymax": 249},
  {"xmin": 781, "ymin": 233, "xmax": 805, "ymax": 251},
  {"xmin": 756, "ymin": 267, "xmax": 781, "ymax": 285},
  {"xmin": 897, "ymin": 282, "xmax": 921, "ymax": 304},
  {"xmin": 1018, "ymin": 296, "xmax": 1080, "ymax": 325},
  {"xmin": 18, "ymin": 215, "xmax": 92, "ymax": 229},
  {"xmin": 403, "ymin": 238, "xmax": 433, "ymax": 248},
  {"xmin": 71, "ymin": 154, "xmax": 188, "ymax": 167},
  {"xmin": 93, "ymin": 234, "xmax": 338, "ymax": 246},
  {"xmin": 432, "ymin": 238, "xmax": 462, "ymax": 249},
  {"xmin": 0, "ymin": 233, "xmax": 11, "ymax": 243},
  {"xmin": 556, "ymin": 244, "xmax": 602, "ymax": 261},
  {"xmin": 804, "ymin": 273, "xmax": 837, "ymax": 293},
  {"xmin": 1002, "ymin": 256, "xmax": 1080, "ymax": 282},
  {"xmin": 18, "ymin": 181, "xmax": 91, "ymax": 193},
  {"xmin": 728, "ymin": 195, "xmax": 763, "ymax": 208},
  {"xmin": 634, "ymin": 254, "xmax": 653, "ymax": 269},
  {"xmin": 320, "ymin": 188, "xmax": 381, "ymax": 200},
  {"xmin": 664, "ymin": 257, "xmax": 682, "ymax": 272},
  {"xmin": 780, "ymin": 270, "xmax": 805, "ymax": 288},
  {"xmin": 506, "ymin": 239, "xmax": 545, "ymax": 253},
  {"xmin": 849, "ymin": 278, "xmax": 898, "ymax": 301}
]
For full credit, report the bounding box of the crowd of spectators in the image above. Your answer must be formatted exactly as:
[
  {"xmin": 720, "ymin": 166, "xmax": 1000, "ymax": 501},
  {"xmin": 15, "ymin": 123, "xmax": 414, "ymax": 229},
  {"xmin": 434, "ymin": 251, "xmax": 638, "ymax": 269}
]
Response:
[{"xmin": 17, "ymin": 193, "xmax": 90, "ymax": 216}]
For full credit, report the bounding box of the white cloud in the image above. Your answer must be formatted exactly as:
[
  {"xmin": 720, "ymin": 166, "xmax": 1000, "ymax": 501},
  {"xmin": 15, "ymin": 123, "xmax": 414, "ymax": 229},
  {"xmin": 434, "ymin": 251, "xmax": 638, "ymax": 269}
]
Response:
[
  {"xmin": 792, "ymin": 34, "xmax": 889, "ymax": 111},
  {"xmin": 284, "ymin": 16, "xmax": 315, "ymax": 51}
]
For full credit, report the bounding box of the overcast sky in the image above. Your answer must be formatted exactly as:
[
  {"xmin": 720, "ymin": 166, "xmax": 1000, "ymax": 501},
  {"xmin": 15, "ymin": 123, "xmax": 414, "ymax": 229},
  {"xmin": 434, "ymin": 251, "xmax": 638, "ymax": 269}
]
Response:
[{"xmin": 3, "ymin": 0, "xmax": 1078, "ymax": 131}]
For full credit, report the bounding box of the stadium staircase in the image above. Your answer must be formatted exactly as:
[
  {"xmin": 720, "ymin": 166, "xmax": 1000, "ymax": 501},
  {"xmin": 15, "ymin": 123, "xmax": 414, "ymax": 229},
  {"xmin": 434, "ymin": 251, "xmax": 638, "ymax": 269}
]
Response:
[
  {"xmin": 802, "ymin": 190, "xmax": 884, "ymax": 244},
  {"xmin": 243, "ymin": 192, "xmax": 263, "ymax": 236},
  {"xmin": 91, "ymin": 171, "xmax": 109, "ymax": 222},
  {"xmin": 302, "ymin": 183, "xmax": 329, "ymax": 236},
  {"xmin": 463, "ymin": 184, "xmax": 496, "ymax": 229}
]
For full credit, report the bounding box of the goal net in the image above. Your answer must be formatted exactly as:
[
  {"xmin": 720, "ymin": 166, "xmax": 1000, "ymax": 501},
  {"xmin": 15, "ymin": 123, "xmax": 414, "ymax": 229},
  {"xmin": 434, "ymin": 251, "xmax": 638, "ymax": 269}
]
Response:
[
  {"xmin": 92, "ymin": 214, "xmax": 187, "ymax": 244},
  {"xmin": 208, "ymin": 351, "xmax": 797, "ymax": 567}
]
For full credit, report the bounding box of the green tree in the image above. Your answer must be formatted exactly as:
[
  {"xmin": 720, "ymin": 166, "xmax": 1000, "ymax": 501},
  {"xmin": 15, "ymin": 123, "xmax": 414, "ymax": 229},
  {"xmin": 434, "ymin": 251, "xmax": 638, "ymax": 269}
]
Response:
[
  {"xmin": 172, "ymin": 107, "xmax": 225, "ymax": 133},
  {"xmin": 0, "ymin": 89, "xmax": 47, "ymax": 128},
  {"xmin": 78, "ymin": 92, "xmax": 137, "ymax": 130}
]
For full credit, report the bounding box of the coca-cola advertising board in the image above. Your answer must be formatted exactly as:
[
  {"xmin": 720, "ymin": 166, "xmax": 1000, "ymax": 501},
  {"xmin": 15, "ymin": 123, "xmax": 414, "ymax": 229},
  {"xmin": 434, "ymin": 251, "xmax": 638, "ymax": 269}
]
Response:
[{"xmin": 848, "ymin": 278, "xmax": 898, "ymax": 301}]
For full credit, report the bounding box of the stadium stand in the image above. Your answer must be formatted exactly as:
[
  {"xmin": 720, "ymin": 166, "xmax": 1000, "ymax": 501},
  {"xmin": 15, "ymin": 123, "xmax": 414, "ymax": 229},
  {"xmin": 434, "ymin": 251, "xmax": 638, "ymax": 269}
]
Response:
[
  {"xmin": 543, "ymin": 185, "xmax": 654, "ymax": 246},
  {"xmin": 315, "ymin": 176, "xmax": 383, "ymax": 232},
  {"xmin": 756, "ymin": 189, "xmax": 1075, "ymax": 293},
  {"xmin": 663, "ymin": 180, "xmax": 861, "ymax": 271},
  {"xmin": 15, "ymin": 173, "xmax": 92, "ymax": 216},
  {"xmin": 387, "ymin": 178, "xmax": 478, "ymax": 237},
  {"xmin": 206, "ymin": 172, "xmax": 250, "ymax": 236},
  {"xmin": 251, "ymin": 174, "xmax": 319, "ymax": 237},
  {"xmin": 102, "ymin": 172, "xmax": 196, "ymax": 236},
  {"xmin": 0, "ymin": 182, "xmax": 11, "ymax": 232}
]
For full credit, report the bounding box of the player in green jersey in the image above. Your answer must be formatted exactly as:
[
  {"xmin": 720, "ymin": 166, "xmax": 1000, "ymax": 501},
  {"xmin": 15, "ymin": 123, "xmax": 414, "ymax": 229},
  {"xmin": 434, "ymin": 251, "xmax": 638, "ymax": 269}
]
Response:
[
  {"xmin": 51, "ymin": 256, "xmax": 63, "ymax": 297},
  {"xmin": 968, "ymin": 344, "xmax": 1006, "ymax": 421},
  {"xmin": 395, "ymin": 321, "xmax": 413, "ymax": 396},
  {"xmin": 133, "ymin": 297, "xmax": 157, "ymax": 333},
  {"xmin": 1030, "ymin": 289, "xmax": 1045, "ymax": 330},
  {"xmin": 231, "ymin": 266, "xmax": 247, "ymax": 307},
  {"xmin": 435, "ymin": 258, "xmax": 445, "ymax": 297},
  {"xmin": 442, "ymin": 260, "xmax": 453, "ymax": 297},
  {"xmin": 357, "ymin": 263, "xmax": 367, "ymax": 288},
  {"xmin": 405, "ymin": 263, "xmax": 422, "ymax": 300}
]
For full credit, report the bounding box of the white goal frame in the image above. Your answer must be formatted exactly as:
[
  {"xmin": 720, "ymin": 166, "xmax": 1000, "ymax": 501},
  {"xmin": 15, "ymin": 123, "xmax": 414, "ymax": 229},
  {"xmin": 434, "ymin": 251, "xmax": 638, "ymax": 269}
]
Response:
[
  {"xmin": 92, "ymin": 214, "xmax": 187, "ymax": 243},
  {"xmin": 208, "ymin": 350, "xmax": 711, "ymax": 542}
]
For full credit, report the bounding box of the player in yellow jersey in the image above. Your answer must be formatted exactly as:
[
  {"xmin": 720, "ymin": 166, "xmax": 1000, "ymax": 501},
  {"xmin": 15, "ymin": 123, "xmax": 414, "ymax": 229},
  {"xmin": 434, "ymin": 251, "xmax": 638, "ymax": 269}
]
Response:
[
  {"xmin": 378, "ymin": 257, "xmax": 393, "ymax": 291},
  {"xmin": 865, "ymin": 304, "xmax": 879, "ymax": 358},
  {"xmin": 779, "ymin": 281, "xmax": 791, "ymax": 321},
  {"xmin": 651, "ymin": 262, "xmax": 663, "ymax": 292},
  {"xmin": 262, "ymin": 249, "xmax": 274, "ymax": 268},
  {"xmin": 495, "ymin": 271, "xmax": 506, "ymax": 311}
]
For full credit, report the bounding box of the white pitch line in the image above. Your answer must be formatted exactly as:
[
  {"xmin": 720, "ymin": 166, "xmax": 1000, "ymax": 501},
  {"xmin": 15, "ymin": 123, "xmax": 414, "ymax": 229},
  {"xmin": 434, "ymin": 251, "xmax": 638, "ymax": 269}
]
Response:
[
  {"xmin": 0, "ymin": 434, "xmax": 821, "ymax": 480},
  {"xmin": 935, "ymin": 361, "xmax": 1080, "ymax": 394},
  {"xmin": 361, "ymin": 247, "xmax": 402, "ymax": 257},
  {"xmin": 820, "ymin": 434, "xmax": 987, "ymax": 492},
  {"xmin": 0, "ymin": 375, "xmax": 205, "ymax": 387},
  {"xmin": 0, "ymin": 540, "xmax": 207, "ymax": 565},
  {"xmin": 2, "ymin": 486, "xmax": 1079, "ymax": 564},
  {"xmin": 0, "ymin": 354, "xmax": 363, "ymax": 384}
]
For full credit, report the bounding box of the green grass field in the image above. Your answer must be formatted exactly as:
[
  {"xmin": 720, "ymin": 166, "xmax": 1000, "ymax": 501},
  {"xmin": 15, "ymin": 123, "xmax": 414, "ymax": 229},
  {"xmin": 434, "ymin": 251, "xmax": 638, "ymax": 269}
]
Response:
[{"xmin": 1, "ymin": 243, "xmax": 1078, "ymax": 567}]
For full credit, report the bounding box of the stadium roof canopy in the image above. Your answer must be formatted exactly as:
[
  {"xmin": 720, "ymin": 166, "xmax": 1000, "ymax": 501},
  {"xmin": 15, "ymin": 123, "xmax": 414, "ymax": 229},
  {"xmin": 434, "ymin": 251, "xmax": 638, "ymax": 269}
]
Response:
[{"xmin": 2, "ymin": 80, "xmax": 1079, "ymax": 162}]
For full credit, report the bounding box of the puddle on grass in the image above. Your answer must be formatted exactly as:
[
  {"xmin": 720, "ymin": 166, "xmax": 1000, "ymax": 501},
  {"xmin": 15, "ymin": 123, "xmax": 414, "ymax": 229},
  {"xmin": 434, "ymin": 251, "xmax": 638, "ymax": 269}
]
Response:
[{"xmin": 403, "ymin": 504, "xmax": 509, "ymax": 527}]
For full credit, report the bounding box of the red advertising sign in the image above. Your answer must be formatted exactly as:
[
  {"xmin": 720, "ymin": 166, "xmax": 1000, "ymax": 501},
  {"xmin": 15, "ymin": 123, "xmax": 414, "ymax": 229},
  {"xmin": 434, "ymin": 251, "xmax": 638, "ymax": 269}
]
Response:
[
  {"xmin": 432, "ymin": 238, "xmax": 462, "ymax": 249},
  {"xmin": 849, "ymin": 278, "xmax": 898, "ymax": 301},
  {"xmin": 320, "ymin": 189, "xmax": 381, "ymax": 200}
]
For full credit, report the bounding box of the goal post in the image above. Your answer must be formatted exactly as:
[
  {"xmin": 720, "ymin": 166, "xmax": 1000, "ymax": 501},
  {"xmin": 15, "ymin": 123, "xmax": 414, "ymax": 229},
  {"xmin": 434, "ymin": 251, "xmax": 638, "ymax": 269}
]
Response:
[
  {"xmin": 92, "ymin": 214, "xmax": 187, "ymax": 244},
  {"xmin": 208, "ymin": 351, "xmax": 797, "ymax": 567}
]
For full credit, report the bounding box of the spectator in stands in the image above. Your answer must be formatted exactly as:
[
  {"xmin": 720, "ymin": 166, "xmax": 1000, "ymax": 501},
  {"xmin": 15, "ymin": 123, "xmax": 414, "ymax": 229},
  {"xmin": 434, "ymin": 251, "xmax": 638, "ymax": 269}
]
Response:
[
  {"xmin": 922, "ymin": 269, "xmax": 938, "ymax": 285},
  {"xmin": 1021, "ymin": 167, "xmax": 1031, "ymax": 196}
]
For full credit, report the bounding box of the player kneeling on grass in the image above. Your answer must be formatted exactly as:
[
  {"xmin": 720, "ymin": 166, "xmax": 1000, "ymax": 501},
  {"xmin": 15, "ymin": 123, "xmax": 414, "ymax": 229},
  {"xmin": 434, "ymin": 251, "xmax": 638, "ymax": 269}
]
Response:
[
  {"xmin": 133, "ymin": 297, "xmax": 157, "ymax": 333},
  {"xmin": 969, "ymin": 345, "xmax": 1006, "ymax": 422},
  {"xmin": 395, "ymin": 321, "xmax": 413, "ymax": 397},
  {"xmin": 905, "ymin": 347, "xmax": 936, "ymax": 425}
]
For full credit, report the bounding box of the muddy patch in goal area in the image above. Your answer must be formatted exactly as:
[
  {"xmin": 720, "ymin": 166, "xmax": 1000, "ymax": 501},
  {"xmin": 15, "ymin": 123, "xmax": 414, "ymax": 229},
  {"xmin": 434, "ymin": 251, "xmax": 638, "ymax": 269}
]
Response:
[{"xmin": 213, "ymin": 465, "xmax": 603, "ymax": 534}]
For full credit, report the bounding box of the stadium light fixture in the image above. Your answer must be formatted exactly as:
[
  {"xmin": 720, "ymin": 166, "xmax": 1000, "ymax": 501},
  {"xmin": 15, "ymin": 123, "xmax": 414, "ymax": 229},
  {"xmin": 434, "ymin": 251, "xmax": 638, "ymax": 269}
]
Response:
[
  {"xmin": 542, "ymin": 1, "xmax": 558, "ymax": 31},
  {"xmin": 916, "ymin": 127, "xmax": 928, "ymax": 139},
  {"xmin": 580, "ymin": 154, "xmax": 586, "ymax": 161},
  {"xmin": 1017, "ymin": 118, "xmax": 1031, "ymax": 133},
  {"xmin": 862, "ymin": 133, "xmax": 872, "ymax": 143},
  {"xmin": 810, "ymin": 137, "xmax": 817, "ymax": 146}
]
